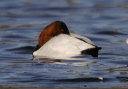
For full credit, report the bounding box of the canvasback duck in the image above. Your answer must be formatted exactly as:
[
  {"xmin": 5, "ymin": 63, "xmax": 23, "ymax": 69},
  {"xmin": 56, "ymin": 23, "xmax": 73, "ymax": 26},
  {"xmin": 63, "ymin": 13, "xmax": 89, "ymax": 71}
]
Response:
[{"xmin": 33, "ymin": 21, "xmax": 101, "ymax": 58}]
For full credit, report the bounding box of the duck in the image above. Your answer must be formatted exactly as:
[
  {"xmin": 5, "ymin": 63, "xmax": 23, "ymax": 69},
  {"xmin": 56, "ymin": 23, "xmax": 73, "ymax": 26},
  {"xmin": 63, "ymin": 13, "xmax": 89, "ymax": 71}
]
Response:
[{"xmin": 33, "ymin": 21, "xmax": 101, "ymax": 58}]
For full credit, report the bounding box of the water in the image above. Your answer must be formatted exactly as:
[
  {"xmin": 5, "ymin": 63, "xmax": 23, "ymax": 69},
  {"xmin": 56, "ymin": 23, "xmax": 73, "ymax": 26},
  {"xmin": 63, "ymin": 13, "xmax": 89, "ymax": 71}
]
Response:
[{"xmin": 0, "ymin": 0, "xmax": 128, "ymax": 88}]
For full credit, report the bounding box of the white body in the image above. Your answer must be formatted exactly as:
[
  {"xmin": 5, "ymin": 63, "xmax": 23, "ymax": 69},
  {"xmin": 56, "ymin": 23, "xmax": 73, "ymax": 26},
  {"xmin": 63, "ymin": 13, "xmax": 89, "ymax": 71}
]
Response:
[
  {"xmin": 33, "ymin": 33, "xmax": 96, "ymax": 58},
  {"xmin": 126, "ymin": 39, "xmax": 128, "ymax": 44}
]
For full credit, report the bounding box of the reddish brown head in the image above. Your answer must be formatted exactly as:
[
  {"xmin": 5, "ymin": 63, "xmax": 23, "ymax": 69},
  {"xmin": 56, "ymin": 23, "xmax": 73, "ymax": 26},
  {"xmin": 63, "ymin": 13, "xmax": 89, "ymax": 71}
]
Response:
[{"xmin": 38, "ymin": 21, "xmax": 70, "ymax": 47}]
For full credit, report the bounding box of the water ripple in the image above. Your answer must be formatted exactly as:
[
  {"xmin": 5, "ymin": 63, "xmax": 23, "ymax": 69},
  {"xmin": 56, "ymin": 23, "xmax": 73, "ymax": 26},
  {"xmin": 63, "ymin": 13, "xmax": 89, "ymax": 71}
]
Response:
[{"xmin": 0, "ymin": 0, "xmax": 128, "ymax": 88}]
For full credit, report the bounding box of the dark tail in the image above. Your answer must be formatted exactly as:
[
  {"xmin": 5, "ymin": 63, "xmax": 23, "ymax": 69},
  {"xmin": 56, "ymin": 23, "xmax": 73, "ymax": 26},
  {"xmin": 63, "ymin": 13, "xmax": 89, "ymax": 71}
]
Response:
[{"xmin": 81, "ymin": 47, "xmax": 102, "ymax": 57}]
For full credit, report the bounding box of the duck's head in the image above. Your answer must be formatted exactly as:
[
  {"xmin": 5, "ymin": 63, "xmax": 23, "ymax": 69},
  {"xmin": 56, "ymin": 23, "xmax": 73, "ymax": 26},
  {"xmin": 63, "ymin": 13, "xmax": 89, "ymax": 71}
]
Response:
[{"xmin": 38, "ymin": 21, "xmax": 70, "ymax": 47}]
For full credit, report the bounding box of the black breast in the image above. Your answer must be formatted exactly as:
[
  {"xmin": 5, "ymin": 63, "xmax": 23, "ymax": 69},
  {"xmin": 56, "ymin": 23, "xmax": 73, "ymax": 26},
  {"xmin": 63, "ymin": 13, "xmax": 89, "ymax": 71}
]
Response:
[{"xmin": 34, "ymin": 44, "xmax": 40, "ymax": 51}]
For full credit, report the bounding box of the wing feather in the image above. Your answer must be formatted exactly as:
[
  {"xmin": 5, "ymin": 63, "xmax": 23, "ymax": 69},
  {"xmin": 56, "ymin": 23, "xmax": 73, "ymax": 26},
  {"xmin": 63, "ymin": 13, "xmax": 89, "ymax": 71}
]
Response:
[{"xmin": 33, "ymin": 34, "xmax": 95, "ymax": 58}]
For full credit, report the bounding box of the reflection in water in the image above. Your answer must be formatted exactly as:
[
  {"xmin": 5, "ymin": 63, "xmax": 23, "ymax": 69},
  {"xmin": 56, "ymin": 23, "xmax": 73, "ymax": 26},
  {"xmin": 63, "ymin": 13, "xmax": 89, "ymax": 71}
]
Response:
[
  {"xmin": 0, "ymin": 0, "xmax": 128, "ymax": 88},
  {"xmin": 33, "ymin": 56, "xmax": 93, "ymax": 66}
]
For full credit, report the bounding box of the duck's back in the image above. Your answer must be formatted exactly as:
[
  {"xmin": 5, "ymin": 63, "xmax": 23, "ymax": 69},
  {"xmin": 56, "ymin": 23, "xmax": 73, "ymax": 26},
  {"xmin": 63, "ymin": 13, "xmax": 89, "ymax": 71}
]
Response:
[{"xmin": 33, "ymin": 34, "xmax": 96, "ymax": 58}]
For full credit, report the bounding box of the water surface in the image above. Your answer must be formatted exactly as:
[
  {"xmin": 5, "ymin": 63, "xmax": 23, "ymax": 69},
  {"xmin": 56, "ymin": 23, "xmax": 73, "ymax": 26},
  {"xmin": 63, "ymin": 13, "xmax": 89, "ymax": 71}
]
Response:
[{"xmin": 0, "ymin": 0, "xmax": 128, "ymax": 88}]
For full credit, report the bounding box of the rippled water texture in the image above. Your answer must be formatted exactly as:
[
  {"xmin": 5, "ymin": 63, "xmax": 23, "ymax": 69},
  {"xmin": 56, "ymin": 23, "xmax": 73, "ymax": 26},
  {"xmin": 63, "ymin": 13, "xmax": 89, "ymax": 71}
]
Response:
[{"xmin": 0, "ymin": 0, "xmax": 128, "ymax": 88}]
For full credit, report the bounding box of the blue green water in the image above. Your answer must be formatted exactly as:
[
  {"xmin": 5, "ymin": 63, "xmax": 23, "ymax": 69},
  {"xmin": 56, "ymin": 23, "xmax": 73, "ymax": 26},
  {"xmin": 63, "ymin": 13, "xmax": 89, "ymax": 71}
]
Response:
[{"xmin": 0, "ymin": 0, "xmax": 128, "ymax": 88}]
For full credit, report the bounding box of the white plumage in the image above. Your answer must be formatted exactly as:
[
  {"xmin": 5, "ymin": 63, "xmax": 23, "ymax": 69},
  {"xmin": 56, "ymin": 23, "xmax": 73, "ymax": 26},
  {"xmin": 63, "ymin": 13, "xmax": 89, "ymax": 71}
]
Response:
[
  {"xmin": 33, "ymin": 21, "xmax": 101, "ymax": 58},
  {"xmin": 33, "ymin": 33, "xmax": 97, "ymax": 58}
]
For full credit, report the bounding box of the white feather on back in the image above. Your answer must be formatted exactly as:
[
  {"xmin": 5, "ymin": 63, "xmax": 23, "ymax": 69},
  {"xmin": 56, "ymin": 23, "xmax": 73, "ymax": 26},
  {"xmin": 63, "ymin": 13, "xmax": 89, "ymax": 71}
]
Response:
[
  {"xmin": 70, "ymin": 33, "xmax": 94, "ymax": 45},
  {"xmin": 33, "ymin": 33, "xmax": 95, "ymax": 58}
]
